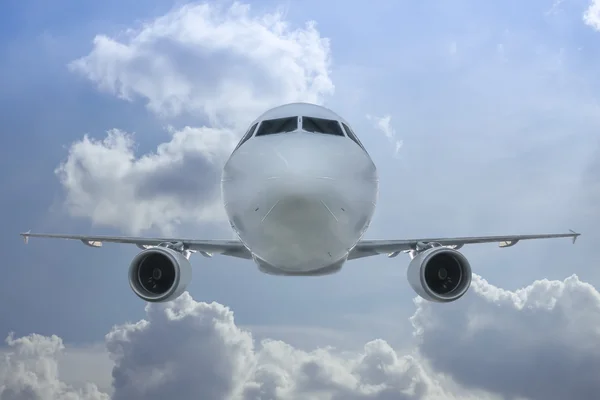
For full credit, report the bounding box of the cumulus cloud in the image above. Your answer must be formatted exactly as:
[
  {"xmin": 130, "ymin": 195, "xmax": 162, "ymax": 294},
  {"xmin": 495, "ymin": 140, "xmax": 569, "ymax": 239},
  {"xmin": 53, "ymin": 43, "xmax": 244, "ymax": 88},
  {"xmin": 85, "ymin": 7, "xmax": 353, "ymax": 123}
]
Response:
[
  {"xmin": 366, "ymin": 114, "xmax": 403, "ymax": 157},
  {"xmin": 3, "ymin": 274, "xmax": 600, "ymax": 399},
  {"xmin": 58, "ymin": 2, "xmax": 334, "ymax": 234},
  {"xmin": 55, "ymin": 127, "xmax": 236, "ymax": 234},
  {"xmin": 68, "ymin": 2, "xmax": 333, "ymax": 124},
  {"xmin": 413, "ymin": 274, "xmax": 600, "ymax": 400},
  {"xmin": 0, "ymin": 333, "xmax": 108, "ymax": 400}
]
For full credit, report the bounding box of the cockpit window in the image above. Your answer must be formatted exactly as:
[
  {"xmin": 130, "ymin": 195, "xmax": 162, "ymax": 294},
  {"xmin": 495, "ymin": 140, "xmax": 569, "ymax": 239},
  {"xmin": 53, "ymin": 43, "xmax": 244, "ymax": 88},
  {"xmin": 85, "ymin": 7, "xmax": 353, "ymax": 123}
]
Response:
[
  {"xmin": 255, "ymin": 117, "xmax": 298, "ymax": 136},
  {"xmin": 341, "ymin": 123, "xmax": 367, "ymax": 151},
  {"xmin": 302, "ymin": 117, "xmax": 345, "ymax": 136},
  {"xmin": 233, "ymin": 122, "xmax": 258, "ymax": 152}
]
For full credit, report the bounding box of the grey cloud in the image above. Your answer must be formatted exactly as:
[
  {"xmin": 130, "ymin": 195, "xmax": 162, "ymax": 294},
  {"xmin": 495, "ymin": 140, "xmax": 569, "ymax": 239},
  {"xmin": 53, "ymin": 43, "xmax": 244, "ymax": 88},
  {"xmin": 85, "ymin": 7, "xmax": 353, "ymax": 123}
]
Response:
[
  {"xmin": 106, "ymin": 294, "xmax": 443, "ymax": 400},
  {"xmin": 0, "ymin": 333, "xmax": 108, "ymax": 400},
  {"xmin": 107, "ymin": 296, "xmax": 256, "ymax": 400},
  {"xmin": 4, "ymin": 274, "xmax": 600, "ymax": 399},
  {"xmin": 413, "ymin": 274, "xmax": 600, "ymax": 400},
  {"xmin": 55, "ymin": 127, "xmax": 235, "ymax": 234}
]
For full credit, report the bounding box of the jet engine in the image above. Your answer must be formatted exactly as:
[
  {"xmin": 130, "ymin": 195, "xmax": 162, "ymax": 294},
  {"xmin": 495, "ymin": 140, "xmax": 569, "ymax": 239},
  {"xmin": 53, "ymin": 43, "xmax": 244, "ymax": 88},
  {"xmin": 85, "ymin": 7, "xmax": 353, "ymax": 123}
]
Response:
[
  {"xmin": 406, "ymin": 246, "xmax": 472, "ymax": 302},
  {"xmin": 128, "ymin": 246, "xmax": 192, "ymax": 302}
]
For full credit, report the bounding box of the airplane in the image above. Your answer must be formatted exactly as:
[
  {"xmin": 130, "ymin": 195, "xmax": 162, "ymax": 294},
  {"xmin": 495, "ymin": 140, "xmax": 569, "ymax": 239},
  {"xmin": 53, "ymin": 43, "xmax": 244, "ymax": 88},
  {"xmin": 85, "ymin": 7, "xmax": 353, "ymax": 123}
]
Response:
[{"xmin": 21, "ymin": 103, "xmax": 580, "ymax": 304}]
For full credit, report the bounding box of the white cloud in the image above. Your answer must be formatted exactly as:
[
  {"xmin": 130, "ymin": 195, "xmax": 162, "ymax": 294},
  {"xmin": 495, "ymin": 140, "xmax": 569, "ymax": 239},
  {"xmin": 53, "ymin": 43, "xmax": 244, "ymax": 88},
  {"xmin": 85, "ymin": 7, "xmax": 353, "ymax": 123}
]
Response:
[
  {"xmin": 55, "ymin": 127, "xmax": 236, "ymax": 234},
  {"xmin": 58, "ymin": 2, "xmax": 334, "ymax": 234},
  {"xmin": 3, "ymin": 274, "xmax": 600, "ymax": 399},
  {"xmin": 546, "ymin": 0, "xmax": 566, "ymax": 16},
  {"xmin": 366, "ymin": 114, "xmax": 403, "ymax": 157},
  {"xmin": 0, "ymin": 333, "xmax": 108, "ymax": 400},
  {"xmin": 68, "ymin": 2, "xmax": 333, "ymax": 124},
  {"xmin": 584, "ymin": 0, "xmax": 600, "ymax": 30}
]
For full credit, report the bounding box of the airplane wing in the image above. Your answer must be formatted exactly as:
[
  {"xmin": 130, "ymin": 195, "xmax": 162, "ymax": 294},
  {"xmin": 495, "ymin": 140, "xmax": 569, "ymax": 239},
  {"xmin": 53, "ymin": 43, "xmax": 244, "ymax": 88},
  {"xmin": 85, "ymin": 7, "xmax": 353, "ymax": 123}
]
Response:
[
  {"xmin": 20, "ymin": 232, "xmax": 252, "ymax": 259},
  {"xmin": 348, "ymin": 230, "xmax": 580, "ymax": 260}
]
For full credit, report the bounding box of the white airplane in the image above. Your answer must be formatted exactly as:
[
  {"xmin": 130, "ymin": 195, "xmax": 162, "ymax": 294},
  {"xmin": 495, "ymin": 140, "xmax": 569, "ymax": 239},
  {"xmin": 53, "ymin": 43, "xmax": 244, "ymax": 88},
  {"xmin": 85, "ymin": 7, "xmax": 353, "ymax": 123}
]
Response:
[{"xmin": 21, "ymin": 103, "xmax": 580, "ymax": 304}]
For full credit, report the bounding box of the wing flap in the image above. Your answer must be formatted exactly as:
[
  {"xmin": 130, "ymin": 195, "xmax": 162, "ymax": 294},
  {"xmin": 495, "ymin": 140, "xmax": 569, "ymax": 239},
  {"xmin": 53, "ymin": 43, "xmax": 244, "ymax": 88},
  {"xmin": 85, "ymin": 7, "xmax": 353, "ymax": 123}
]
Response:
[
  {"xmin": 81, "ymin": 239, "xmax": 103, "ymax": 248},
  {"xmin": 498, "ymin": 240, "xmax": 518, "ymax": 248}
]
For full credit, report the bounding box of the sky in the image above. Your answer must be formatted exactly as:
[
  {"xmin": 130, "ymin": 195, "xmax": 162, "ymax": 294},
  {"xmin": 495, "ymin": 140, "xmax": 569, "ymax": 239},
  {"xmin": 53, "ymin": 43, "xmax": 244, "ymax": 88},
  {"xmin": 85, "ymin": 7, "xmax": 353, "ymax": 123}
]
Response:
[{"xmin": 1, "ymin": 0, "xmax": 600, "ymax": 398}]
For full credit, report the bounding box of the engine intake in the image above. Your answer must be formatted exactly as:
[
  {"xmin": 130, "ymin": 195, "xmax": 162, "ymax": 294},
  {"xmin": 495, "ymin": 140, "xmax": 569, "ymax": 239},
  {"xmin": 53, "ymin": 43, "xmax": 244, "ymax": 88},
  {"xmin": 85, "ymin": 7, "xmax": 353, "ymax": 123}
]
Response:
[
  {"xmin": 128, "ymin": 246, "xmax": 192, "ymax": 302},
  {"xmin": 407, "ymin": 246, "xmax": 472, "ymax": 302}
]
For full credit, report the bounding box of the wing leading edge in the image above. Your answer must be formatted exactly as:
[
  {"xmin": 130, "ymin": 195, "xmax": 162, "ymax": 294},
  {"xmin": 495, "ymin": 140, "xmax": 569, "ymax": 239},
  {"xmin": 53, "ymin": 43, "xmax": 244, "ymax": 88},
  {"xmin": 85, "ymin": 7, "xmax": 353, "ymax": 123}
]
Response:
[
  {"xmin": 20, "ymin": 232, "xmax": 252, "ymax": 259},
  {"xmin": 20, "ymin": 230, "xmax": 581, "ymax": 262},
  {"xmin": 349, "ymin": 230, "xmax": 580, "ymax": 260}
]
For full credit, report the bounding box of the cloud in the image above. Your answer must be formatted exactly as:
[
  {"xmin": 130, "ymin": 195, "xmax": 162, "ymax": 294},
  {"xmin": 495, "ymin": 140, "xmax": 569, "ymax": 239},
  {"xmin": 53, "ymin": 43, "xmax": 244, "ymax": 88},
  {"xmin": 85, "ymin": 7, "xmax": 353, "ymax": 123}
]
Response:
[
  {"xmin": 55, "ymin": 127, "xmax": 236, "ymax": 234},
  {"xmin": 545, "ymin": 0, "xmax": 566, "ymax": 16},
  {"xmin": 584, "ymin": 0, "xmax": 600, "ymax": 30},
  {"xmin": 3, "ymin": 274, "xmax": 600, "ymax": 399},
  {"xmin": 57, "ymin": 2, "xmax": 334, "ymax": 234},
  {"xmin": 107, "ymin": 296, "xmax": 256, "ymax": 400},
  {"xmin": 67, "ymin": 2, "xmax": 334, "ymax": 124},
  {"xmin": 413, "ymin": 274, "xmax": 600, "ymax": 400},
  {"xmin": 0, "ymin": 333, "xmax": 108, "ymax": 400},
  {"xmin": 366, "ymin": 114, "xmax": 403, "ymax": 157}
]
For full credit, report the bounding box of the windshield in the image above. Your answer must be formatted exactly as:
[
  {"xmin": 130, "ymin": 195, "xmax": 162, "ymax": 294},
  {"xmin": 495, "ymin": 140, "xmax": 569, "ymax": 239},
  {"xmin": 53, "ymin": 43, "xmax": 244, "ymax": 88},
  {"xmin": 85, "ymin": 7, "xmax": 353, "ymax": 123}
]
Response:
[
  {"xmin": 302, "ymin": 116, "xmax": 345, "ymax": 136},
  {"xmin": 233, "ymin": 122, "xmax": 258, "ymax": 151},
  {"xmin": 255, "ymin": 117, "xmax": 298, "ymax": 136},
  {"xmin": 341, "ymin": 122, "xmax": 367, "ymax": 151}
]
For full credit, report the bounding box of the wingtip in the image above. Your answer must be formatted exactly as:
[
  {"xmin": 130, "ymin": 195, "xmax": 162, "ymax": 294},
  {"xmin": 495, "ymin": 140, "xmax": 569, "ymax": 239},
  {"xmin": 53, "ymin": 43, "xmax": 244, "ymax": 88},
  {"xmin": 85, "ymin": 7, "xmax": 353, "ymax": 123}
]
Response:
[
  {"xmin": 20, "ymin": 230, "xmax": 31, "ymax": 244},
  {"xmin": 569, "ymin": 229, "xmax": 581, "ymax": 244}
]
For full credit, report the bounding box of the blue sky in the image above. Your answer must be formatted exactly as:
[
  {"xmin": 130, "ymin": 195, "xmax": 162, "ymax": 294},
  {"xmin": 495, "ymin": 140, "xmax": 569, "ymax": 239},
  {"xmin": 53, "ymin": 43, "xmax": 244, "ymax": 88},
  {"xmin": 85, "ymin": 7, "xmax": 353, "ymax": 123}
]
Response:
[{"xmin": 1, "ymin": 0, "xmax": 600, "ymax": 398}]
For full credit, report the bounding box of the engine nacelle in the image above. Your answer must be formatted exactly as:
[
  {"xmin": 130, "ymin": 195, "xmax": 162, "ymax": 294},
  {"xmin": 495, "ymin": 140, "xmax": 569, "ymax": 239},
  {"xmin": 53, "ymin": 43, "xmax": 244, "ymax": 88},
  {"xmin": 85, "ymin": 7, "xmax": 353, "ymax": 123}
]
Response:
[
  {"xmin": 128, "ymin": 247, "xmax": 192, "ymax": 302},
  {"xmin": 407, "ymin": 247, "xmax": 472, "ymax": 303}
]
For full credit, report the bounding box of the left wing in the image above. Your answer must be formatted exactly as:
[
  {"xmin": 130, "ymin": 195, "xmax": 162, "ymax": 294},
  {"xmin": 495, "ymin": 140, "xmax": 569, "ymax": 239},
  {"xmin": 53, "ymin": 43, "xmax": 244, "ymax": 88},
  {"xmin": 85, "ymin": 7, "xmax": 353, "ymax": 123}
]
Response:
[
  {"xmin": 349, "ymin": 230, "xmax": 580, "ymax": 260},
  {"xmin": 20, "ymin": 232, "xmax": 252, "ymax": 259}
]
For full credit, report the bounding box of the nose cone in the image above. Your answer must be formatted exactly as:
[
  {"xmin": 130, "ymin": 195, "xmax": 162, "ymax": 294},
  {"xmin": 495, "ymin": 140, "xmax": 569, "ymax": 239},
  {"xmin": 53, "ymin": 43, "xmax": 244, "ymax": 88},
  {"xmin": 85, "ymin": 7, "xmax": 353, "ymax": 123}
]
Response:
[{"xmin": 222, "ymin": 133, "xmax": 378, "ymax": 271}]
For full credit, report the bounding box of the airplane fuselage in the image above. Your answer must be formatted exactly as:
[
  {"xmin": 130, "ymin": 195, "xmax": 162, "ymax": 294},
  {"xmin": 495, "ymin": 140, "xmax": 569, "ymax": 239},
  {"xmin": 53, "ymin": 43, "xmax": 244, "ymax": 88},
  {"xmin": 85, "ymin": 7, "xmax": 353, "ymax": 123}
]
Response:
[{"xmin": 221, "ymin": 103, "xmax": 378, "ymax": 275}]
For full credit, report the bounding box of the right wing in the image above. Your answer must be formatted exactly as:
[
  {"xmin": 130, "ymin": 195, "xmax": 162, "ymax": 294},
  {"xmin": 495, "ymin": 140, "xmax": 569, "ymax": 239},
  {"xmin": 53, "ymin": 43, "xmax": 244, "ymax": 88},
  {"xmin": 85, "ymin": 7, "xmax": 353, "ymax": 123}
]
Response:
[
  {"xmin": 349, "ymin": 230, "xmax": 580, "ymax": 260},
  {"xmin": 20, "ymin": 232, "xmax": 252, "ymax": 259}
]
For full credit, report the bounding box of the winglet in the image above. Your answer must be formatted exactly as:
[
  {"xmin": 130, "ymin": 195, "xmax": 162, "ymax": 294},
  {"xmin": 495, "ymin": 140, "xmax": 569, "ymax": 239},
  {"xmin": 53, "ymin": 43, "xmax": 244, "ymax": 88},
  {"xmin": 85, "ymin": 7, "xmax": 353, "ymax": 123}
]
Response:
[
  {"xmin": 569, "ymin": 229, "xmax": 580, "ymax": 244},
  {"xmin": 21, "ymin": 230, "xmax": 31, "ymax": 244}
]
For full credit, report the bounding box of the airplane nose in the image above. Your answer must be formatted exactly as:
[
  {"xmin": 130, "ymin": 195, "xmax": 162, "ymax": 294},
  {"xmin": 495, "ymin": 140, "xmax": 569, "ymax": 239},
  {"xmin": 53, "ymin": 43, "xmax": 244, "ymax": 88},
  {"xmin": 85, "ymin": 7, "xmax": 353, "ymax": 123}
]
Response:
[
  {"xmin": 259, "ymin": 175, "xmax": 344, "ymax": 229},
  {"xmin": 253, "ymin": 175, "xmax": 351, "ymax": 270},
  {"xmin": 222, "ymin": 132, "xmax": 378, "ymax": 271}
]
